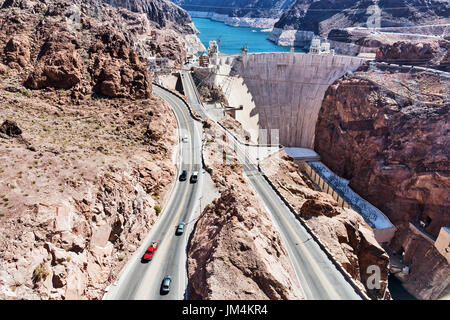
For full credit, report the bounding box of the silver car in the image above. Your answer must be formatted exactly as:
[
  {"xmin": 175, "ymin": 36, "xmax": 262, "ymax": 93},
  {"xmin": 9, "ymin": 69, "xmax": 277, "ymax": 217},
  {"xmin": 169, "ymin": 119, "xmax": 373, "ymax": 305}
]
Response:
[{"xmin": 161, "ymin": 275, "xmax": 172, "ymax": 294}]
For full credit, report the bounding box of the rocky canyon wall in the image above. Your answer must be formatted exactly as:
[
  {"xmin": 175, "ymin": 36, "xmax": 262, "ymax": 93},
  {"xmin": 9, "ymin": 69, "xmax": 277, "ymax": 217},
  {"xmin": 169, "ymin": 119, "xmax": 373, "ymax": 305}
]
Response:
[
  {"xmin": 174, "ymin": 0, "xmax": 296, "ymax": 28},
  {"xmin": 314, "ymin": 63, "xmax": 449, "ymax": 299},
  {"xmin": 268, "ymin": 0, "xmax": 450, "ymax": 55},
  {"xmin": 215, "ymin": 52, "xmax": 365, "ymax": 148}
]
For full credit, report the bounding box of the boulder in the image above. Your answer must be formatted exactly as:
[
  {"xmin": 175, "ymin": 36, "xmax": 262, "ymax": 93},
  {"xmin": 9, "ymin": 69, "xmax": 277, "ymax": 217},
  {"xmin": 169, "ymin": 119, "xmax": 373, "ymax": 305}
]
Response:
[
  {"xmin": 3, "ymin": 35, "xmax": 30, "ymax": 69},
  {"xmin": 0, "ymin": 63, "xmax": 7, "ymax": 74},
  {"xmin": 0, "ymin": 120, "xmax": 22, "ymax": 137},
  {"xmin": 89, "ymin": 30, "xmax": 151, "ymax": 99},
  {"xmin": 64, "ymin": 266, "xmax": 86, "ymax": 299},
  {"xmin": 25, "ymin": 40, "xmax": 82, "ymax": 90},
  {"xmin": 52, "ymin": 203, "xmax": 74, "ymax": 233},
  {"xmin": 301, "ymin": 197, "xmax": 340, "ymax": 218}
]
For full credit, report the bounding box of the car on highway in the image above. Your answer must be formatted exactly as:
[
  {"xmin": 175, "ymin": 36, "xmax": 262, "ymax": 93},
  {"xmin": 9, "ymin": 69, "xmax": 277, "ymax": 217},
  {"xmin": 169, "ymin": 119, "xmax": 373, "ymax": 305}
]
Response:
[
  {"xmin": 182, "ymin": 134, "xmax": 188, "ymax": 143},
  {"xmin": 176, "ymin": 222, "xmax": 185, "ymax": 235},
  {"xmin": 141, "ymin": 242, "xmax": 159, "ymax": 263},
  {"xmin": 160, "ymin": 275, "xmax": 172, "ymax": 294},
  {"xmin": 190, "ymin": 171, "xmax": 199, "ymax": 183},
  {"xmin": 179, "ymin": 170, "xmax": 187, "ymax": 181}
]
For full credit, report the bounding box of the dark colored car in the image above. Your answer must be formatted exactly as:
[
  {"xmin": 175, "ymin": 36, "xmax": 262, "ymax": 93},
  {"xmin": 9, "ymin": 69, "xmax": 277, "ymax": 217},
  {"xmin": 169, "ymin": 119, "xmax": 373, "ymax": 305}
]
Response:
[
  {"xmin": 176, "ymin": 222, "xmax": 185, "ymax": 235},
  {"xmin": 179, "ymin": 170, "xmax": 187, "ymax": 181},
  {"xmin": 161, "ymin": 275, "xmax": 172, "ymax": 295},
  {"xmin": 141, "ymin": 242, "xmax": 159, "ymax": 263},
  {"xmin": 190, "ymin": 171, "xmax": 199, "ymax": 184}
]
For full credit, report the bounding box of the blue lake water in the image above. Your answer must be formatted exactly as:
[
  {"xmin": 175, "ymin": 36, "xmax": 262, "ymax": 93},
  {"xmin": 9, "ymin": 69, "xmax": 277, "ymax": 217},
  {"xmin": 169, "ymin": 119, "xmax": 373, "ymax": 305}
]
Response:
[{"xmin": 192, "ymin": 17, "xmax": 303, "ymax": 55}]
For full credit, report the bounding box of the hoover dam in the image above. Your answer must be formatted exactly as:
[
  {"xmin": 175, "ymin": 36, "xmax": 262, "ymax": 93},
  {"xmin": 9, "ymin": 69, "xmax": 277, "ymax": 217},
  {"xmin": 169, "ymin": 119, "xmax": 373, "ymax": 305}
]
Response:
[{"xmin": 213, "ymin": 51, "xmax": 366, "ymax": 148}]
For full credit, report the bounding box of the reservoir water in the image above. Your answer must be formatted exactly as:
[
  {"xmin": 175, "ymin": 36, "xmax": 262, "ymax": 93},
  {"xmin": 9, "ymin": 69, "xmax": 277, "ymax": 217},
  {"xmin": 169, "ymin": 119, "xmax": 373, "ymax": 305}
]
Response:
[{"xmin": 192, "ymin": 17, "xmax": 304, "ymax": 54}]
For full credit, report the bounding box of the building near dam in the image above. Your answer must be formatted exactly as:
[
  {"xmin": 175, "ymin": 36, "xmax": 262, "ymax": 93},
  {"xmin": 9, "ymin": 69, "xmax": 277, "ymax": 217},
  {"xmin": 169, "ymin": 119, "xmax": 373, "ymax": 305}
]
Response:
[
  {"xmin": 281, "ymin": 148, "xmax": 396, "ymax": 244},
  {"xmin": 309, "ymin": 37, "xmax": 333, "ymax": 55},
  {"xmin": 304, "ymin": 161, "xmax": 396, "ymax": 244}
]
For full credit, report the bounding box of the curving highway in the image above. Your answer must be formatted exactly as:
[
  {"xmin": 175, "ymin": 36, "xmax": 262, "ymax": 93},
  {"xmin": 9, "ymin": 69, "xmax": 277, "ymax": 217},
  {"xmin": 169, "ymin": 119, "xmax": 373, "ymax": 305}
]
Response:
[
  {"xmin": 103, "ymin": 85, "xmax": 203, "ymax": 300},
  {"xmin": 104, "ymin": 71, "xmax": 364, "ymax": 301}
]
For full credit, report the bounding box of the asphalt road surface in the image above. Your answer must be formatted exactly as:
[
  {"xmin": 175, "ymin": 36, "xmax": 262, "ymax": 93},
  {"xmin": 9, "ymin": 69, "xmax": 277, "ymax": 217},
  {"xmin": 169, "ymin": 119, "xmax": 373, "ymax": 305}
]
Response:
[{"xmin": 104, "ymin": 85, "xmax": 203, "ymax": 300}]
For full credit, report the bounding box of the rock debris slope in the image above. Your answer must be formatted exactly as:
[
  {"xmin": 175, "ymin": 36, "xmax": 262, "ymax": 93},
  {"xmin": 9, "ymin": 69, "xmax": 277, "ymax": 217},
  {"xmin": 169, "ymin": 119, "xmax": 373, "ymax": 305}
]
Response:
[
  {"xmin": 0, "ymin": 0, "xmax": 181, "ymax": 299},
  {"xmin": 262, "ymin": 151, "xmax": 390, "ymax": 299},
  {"xmin": 187, "ymin": 121, "xmax": 304, "ymax": 300}
]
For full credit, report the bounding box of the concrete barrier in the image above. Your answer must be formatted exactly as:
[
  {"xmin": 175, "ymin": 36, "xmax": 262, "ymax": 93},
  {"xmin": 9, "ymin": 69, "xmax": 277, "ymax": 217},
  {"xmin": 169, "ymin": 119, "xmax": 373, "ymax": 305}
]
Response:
[{"xmin": 152, "ymin": 82, "xmax": 206, "ymax": 124}]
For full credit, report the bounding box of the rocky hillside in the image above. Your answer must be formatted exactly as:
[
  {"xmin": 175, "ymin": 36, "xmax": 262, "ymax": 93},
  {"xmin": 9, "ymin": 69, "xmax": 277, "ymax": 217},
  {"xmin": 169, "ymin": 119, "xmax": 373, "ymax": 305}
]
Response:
[
  {"xmin": 0, "ymin": 0, "xmax": 181, "ymax": 299},
  {"xmin": 314, "ymin": 63, "xmax": 449, "ymax": 299},
  {"xmin": 275, "ymin": 0, "xmax": 450, "ymax": 35},
  {"xmin": 0, "ymin": 69, "xmax": 178, "ymax": 300},
  {"xmin": 0, "ymin": 0, "xmax": 190, "ymax": 96},
  {"xmin": 270, "ymin": 0, "xmax": 450, "ymax": 50},
  {"xmin": 174, "ymin": 0, "xmax": 296, "ymax": 27},
  {"xmin": 187, "ymin": 120, "xmax": 304, "ymax": 299},
  {"xmin": 376, "ymin": 38, "xmax": 450, "ymax": 71},
  {"xmin": 106, "ymin": 0, "xmax": 197, "ymax": 34},
  {"xmin": 104, "ymin": 0, "xmax": 205, "ymax": 51}
]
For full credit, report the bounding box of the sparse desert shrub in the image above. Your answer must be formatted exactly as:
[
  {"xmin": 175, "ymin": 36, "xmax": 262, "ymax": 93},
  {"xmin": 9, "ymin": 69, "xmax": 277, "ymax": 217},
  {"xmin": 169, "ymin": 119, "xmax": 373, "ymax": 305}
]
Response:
[
  {"xmin": 154, "ymin": 204, "xmax": 161, "ymax": 215},
  {"xmin": 32, "ymin": 263, "xmax": 49, "ymax": 283}
]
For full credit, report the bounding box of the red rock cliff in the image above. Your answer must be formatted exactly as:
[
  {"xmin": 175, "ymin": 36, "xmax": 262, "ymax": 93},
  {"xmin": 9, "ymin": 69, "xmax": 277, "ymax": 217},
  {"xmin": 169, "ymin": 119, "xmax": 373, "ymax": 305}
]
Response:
[{"xmin": 314, "ymin": 63, "xmax": 449, "ymax": 299}]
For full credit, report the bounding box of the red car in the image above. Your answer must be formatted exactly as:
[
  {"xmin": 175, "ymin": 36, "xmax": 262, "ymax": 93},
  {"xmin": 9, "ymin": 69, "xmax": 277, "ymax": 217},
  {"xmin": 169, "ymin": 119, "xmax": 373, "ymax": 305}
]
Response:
[{"xmin": 141, "ymin": 242, "xmax": 159, "ymax": 262}]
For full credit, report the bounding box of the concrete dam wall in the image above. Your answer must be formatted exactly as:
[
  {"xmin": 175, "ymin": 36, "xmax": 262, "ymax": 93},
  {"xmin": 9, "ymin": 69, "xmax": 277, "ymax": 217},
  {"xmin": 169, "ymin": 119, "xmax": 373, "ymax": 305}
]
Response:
[{"xmin": 215, "ymin": 52, "xmax": 366, "ymax": 148}]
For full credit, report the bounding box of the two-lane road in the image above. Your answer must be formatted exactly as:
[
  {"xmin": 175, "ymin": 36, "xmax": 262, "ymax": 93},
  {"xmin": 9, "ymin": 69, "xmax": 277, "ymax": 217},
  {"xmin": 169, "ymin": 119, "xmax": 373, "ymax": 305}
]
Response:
[{"xmin": 104, "ymin": 85, "xmax": 203, "ymax": 300}]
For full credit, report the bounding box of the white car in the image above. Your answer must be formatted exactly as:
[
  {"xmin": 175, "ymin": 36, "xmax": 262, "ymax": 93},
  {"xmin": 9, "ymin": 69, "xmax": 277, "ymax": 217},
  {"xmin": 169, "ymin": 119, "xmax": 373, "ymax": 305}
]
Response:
[{"xmin": 182, "ymin": 134, "xmax": 188, "ymax": 143}]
